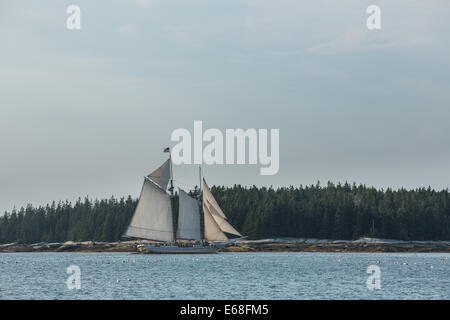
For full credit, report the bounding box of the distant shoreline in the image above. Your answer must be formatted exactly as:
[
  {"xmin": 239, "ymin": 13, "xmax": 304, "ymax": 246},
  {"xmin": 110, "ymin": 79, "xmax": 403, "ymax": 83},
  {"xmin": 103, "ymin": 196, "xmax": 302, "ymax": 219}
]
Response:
[{"xmin": 1, "ymin": 238, "xmax": 449, "ymax": 253}]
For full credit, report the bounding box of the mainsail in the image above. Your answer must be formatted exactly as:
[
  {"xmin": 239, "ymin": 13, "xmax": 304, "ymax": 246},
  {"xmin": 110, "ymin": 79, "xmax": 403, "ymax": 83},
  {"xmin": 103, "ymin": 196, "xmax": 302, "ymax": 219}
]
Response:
[
  {"xmin": 125, "ymin": 178, "xmax": 174, "ymax": 242},
  {"xmin": 176, "ymin": 189, "xmax": 202, "ymax": 240},
  {"xmin": 202, "ymin": 179, "xmax": 243, "ymax": 240},
  {"xmin": 147, "ymin": 159, "xmax": 171, "ymax": 191}
]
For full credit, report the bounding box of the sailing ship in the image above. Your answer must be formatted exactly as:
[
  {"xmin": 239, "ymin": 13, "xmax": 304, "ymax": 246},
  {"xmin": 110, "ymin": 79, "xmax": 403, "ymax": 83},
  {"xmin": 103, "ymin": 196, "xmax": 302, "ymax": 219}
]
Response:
[{"xmin": 123, "ymin": 151, "xmax": 244, "ymax": 254}]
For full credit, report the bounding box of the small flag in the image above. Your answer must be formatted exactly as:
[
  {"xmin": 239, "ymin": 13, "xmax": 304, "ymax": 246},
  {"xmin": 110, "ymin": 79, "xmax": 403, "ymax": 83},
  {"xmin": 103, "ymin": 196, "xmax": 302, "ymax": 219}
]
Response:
[{"xmin": 163, "ymin": 147, "xmax": 170, "ymax": 153}]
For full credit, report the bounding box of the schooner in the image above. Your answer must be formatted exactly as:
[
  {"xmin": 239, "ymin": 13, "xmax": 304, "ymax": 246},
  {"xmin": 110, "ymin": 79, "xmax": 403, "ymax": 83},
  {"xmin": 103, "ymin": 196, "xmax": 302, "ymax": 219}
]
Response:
[{"xmin": 123, "ymin": 151, "xmax": 244, "ymax": 254}]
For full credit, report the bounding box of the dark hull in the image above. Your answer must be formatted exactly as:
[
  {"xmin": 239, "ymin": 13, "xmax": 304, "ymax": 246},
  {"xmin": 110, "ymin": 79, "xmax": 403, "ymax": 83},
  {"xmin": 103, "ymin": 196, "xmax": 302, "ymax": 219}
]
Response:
[{"xmin": 140, "ymin": 244, "xmax": 218, "ymax": 254}]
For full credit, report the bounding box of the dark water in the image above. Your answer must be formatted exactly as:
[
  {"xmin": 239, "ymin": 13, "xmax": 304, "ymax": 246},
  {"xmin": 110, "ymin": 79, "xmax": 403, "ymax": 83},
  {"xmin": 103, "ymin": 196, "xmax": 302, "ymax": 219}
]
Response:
[{"xmin": 0, "ymin": 252, "xmax": 448, "ymax": 299}]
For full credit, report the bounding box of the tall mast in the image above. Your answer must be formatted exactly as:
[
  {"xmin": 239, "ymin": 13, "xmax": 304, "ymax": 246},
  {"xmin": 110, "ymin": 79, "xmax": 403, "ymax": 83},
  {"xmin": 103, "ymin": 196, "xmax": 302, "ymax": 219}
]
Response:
[
  {"xmin": 199, "ymin": 165, "xmax": 202, "ymax": 194},
  {"xmin": 198, "ymin": 165, "xmax": 205, "ymax": 241},
  {"xmin": 169, "ymin": 153, "xmax": 174, "ymax": 196},
  {"xmin": 168, "ymin": 151, "xmax": 175, "ymax": 243}
]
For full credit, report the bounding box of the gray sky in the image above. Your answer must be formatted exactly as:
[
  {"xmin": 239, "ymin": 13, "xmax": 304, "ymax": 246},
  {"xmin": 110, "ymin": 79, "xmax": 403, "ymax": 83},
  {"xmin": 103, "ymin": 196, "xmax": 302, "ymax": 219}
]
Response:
[{"xmin": 1, "ymin": 0, "xmax": 449, "ymax": 214}]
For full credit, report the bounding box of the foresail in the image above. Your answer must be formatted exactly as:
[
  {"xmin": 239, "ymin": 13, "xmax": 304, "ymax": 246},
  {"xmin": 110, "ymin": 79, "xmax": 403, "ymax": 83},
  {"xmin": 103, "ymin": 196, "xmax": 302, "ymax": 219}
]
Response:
[
  {"xmin": 203, "ymin": 203, "xmax": 228, "ymax": 241},
  {"xmin": 202, "ymin": 179, "xmax": 226, "ymax": 218},
  {"xmin": 147, "ymin": 159, "xmax": 171, "ymax": 191},
  {"xmin": 210, "ymin": 213, "xmax": 243, "ymax": 237},
  {"xmin": 125, "ymin": 179, "xmax": 174, "ymax": 242},
  {"xmin": 176, "ymin": 189, "xmax": 202, "ymax": 240},
  {"xmin": 202, "ymin": 178, "xmax": 242, "ymax": 238}
]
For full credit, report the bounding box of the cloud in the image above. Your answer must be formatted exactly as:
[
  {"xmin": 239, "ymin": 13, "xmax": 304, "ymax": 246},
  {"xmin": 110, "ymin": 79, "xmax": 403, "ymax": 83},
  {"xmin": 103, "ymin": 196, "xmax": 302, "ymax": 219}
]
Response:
[
  {"xmin": 162, "ymin": 25, "xmax": 202, "ymax": 48},
  {"xmin": 307, "ymin": 30, "xmax": 367, "ymax": 55},
  {"xmin": 135, "ymin": 0, "xmax": 159, "ymax": 8},
  {"xmin": 306, "ymin": 1, "xmax": 447, "ymax": 55},
  {"xmin": 266, "ymin": 49, "xmax": 303, "ymax": 57},
  {"xmin": 307, "ymin": 28, "xmax": 437, "ymax": 55},
  {"xmin": 116, "ymin": 23, "xmax": 139, "ymax": 37}
]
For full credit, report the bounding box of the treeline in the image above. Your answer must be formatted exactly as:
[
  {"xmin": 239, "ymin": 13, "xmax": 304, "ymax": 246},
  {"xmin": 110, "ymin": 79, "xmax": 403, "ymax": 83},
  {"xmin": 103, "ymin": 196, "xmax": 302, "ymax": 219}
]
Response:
[
  {"xmin": 0, "ymin": 182, "xmax": 449, "ymax": 244},
  {"xmin": 0, "ymin": 196, "xmax": 137, "ymax": 244}
]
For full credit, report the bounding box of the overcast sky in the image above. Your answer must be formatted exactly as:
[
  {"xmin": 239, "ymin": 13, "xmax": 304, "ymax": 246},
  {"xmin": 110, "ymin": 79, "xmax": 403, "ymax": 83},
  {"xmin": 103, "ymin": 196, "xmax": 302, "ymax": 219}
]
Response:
[{"xmin": 1, "ymin": 0, "xmax": 449, "ymax": 213}]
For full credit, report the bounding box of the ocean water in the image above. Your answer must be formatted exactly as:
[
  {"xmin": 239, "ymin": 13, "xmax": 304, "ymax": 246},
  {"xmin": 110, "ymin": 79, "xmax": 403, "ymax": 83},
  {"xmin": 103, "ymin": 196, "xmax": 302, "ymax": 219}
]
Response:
[{"xmin": 0, "ymin": 252, "xmax": 448, "ymax": 300}]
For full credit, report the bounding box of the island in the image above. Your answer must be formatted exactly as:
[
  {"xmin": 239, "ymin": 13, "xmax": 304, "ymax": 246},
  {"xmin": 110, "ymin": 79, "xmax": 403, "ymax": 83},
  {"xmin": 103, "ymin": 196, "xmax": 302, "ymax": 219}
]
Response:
[{"xmin": 1, "ymin": 238, "xmax": 448, "ymax": 253}]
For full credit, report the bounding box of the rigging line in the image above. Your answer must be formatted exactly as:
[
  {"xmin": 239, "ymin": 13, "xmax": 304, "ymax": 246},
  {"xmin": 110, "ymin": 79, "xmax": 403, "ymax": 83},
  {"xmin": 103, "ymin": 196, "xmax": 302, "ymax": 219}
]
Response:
[
  {"xmin": 173, "ymin": 180, "xmax": 196, "ymax": 185},
  {"xmin": 174, "ymin": 182, "xmax": 199, "ymax": 191},
  {"xmin": 172, "ymin": 179, "xmax": 199, "ymax": 187},
  {"xmin": 170, "ymin": 171, "xmax": 192, "ymax": 179},
  {"xmin": 171, "ymin": 168, "xmax": 203, "ymax": 183}
]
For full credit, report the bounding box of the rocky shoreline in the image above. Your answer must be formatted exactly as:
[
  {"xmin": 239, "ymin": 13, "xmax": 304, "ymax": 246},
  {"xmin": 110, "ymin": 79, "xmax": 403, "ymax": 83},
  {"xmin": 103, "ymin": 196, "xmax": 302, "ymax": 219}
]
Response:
[
  {"xmin": 225, "ymin": 238, "xmax": 450, "ymax": 253},
  {"xmin": 0, "ymin": 238, "xmax": 449, "ymax": 253}
]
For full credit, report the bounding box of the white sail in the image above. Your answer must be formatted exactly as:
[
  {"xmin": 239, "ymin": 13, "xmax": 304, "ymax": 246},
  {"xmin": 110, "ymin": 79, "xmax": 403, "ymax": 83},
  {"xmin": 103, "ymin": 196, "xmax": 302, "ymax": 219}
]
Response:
[
  {"xmin": 176, "ymin": 189, "xmax": 202, "ymax": 240},
  {"xmin": 210, "ymin": 212, "xmax": 243, "ymax": 237},
  {"xmin": 125, "ymin": 178, "xmax": 174, "ymax": 242},
  {"xmin": 202, "ymin": 179, "xmax": 226, "ymax": 218},
  {"xmin": 147, "ymin": 159, "xmax": 171, "ymax": 191},
  {"xmin": 202, "ymin": 178, "xmax": 242, "ymax": 240},
  {"xmin": 203, "ymin": 203, "xmax": 228, "ymax": 241}
]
